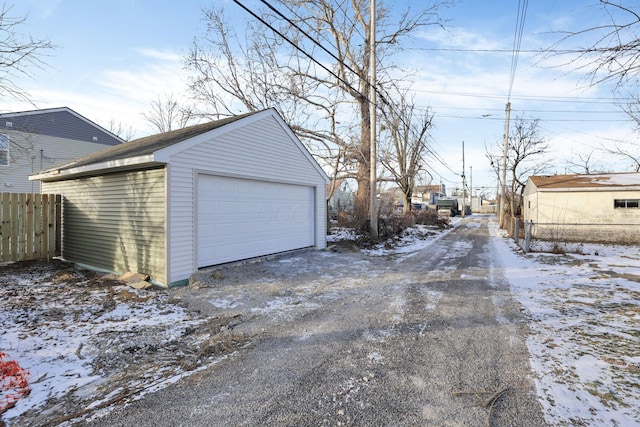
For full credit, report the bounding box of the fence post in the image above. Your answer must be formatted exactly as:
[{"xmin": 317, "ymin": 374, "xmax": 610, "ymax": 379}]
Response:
[
  {"xmin": 55, "ymin": 194, "xmax": 61, "ymax": 257},
  {"xmin": 33, "ymin": 195, "xmax": 42, "ymax": 260},
  {"xmin": 514, "ymin": 217, "xmax": 520, "ymax": 246},
  {"xmin": 524, "ymin": 220, "xmax": 532, "ymax": 252}
]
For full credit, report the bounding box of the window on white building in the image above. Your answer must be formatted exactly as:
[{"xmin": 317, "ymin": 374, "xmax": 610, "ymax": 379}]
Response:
[
  {"xmin": 0, "ymin": 134, "xmax": 8, "ymax": 166},
  {"xmin": 614, "ymin": 199, "xmax": 639, "ymax": 209}
]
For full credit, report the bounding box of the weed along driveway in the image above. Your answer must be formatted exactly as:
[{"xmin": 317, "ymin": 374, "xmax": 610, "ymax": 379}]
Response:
[{"xmin": 85, "ymin": 216, "xmax": 547, "ymax": 426}]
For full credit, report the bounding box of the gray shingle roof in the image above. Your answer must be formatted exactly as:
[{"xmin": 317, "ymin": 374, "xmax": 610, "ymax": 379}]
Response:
[
  {"xmin": 45, "ymin": 111, "xmax": 257, "ymax": 172},
  {"xmin": 0, "ymin": 107, "xmax": 124, "ymax": 146}
]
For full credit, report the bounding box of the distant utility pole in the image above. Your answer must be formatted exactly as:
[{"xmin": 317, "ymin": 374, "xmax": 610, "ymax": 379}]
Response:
[
  {"xmin": 499, "ymin": 102, "xmax": 511, "ymax": 228},
  {"xmin": 469, "ymin": 165, "xmax": 473, "ymax": 211},
  {"xmin": 461, "ymin": 140, "xmax": 466, "ymax": 218},
  {"xmin": 369, "ymin": 0, "xmax": 378, "ymax": 238}
]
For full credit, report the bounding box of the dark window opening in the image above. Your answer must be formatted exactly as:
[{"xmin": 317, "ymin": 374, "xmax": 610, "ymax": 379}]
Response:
[
  {"xmin": 614, "ymin": 199, "xmax": 639, "ymax": 209},
  {"xmin": 0, "ymin": 134, "xmax": 8, "ymax": 166}
]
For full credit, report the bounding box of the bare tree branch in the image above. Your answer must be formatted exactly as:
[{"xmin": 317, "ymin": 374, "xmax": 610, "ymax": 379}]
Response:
[
  {"xmin": 379, "ymin": 85, "xmax": 434, "ymax": 213},
  {"xmin": 142, "ymin": 93, "xmax": 195, "ymax": 133},
  {"xmin": 543, "ymin": 1, "xmax": 640, "ymax": 86},
  {"xmin": 487, "ymin": 116, "xmax": 550, "ymax": 216},
  {"xmin": 0, "ymin": 2, "xmax": 54, "ymax": 103},
  {"xmin": 185, "ymin": 1, "xmax": 452, "ymax": 227}
]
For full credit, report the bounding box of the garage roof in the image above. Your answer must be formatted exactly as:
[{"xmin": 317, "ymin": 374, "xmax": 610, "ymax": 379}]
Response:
[
  {"xmin": 41, "ymin": 112, "xmax": 254, "ymax": 173},
  {"xmin": 529, "ymin": 173, "xmax": 640, "ymax": 190},
  {"xmin": 31, "ymin": 109, "xmax": 329, "ymax": 184}
]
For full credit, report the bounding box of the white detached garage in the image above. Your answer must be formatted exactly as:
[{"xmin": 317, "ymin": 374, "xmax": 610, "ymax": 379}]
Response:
[{"xmin": 31, "ymin": 109, "xmax": 329, "ymax": 287}]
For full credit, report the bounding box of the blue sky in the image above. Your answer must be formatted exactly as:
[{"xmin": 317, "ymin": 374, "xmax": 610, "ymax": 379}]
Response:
[{"xmin": 2, "ymin": 0, "xmax": 636, "ymax": 191}]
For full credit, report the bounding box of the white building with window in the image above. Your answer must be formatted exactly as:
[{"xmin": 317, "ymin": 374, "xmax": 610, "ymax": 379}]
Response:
[{"xmin": 522, "ymin": 173, "xmax": 640, "ymax": 243}]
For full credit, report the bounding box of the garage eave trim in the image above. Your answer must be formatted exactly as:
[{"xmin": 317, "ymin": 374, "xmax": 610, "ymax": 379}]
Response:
[{"xmin": 30, "ymin": 154, "xmax": 157, "ymax": 181}]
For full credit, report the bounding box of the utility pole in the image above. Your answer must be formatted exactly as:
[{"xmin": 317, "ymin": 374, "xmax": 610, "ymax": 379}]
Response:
[
  {"xmin": 461, "ymin": 141, "xmax": 466, "ymax": 218},
  {"xmin": 499, "ymin": 102, "xmax": 511, "ymax": 228},
  {"xmin": 469, "ymin": 165, "xmax": 473, "ymax": 212},
  {"xmin": 369, "ymin": 0, "xmax": 378, "ymax": 238}
]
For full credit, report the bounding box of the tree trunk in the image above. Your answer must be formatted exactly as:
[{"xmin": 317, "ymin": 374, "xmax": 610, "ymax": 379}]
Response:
[
  {"xmin": 402, "ymin": 191, "xmax": 411, "ymax": 214},
  {"xmin": 354, "ymin": 97, "xmax": 371, "ymax": 227}
]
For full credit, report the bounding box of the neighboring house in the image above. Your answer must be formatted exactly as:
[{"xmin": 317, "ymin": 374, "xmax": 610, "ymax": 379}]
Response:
[
  {"xmin": 0, "ymin": 107, "xmax": 124, "ymax": 193},
  {"xmin": 523, "ymin": 172, "xmax": 640, "ymax": 243},
  {"xmin": 411, "ymin": 184, "xmax": 446, "ymax": 206},
  {"xmin": 327, "ymin": 179, "xmax": 354, "ymax": 213},
  {"xmin": 31, "ymin": 108, "xmax": 329, "ymax": 287}
]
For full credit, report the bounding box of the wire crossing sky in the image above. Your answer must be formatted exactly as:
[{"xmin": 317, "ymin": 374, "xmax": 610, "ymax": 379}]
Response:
[
  {"xmin": 2, "ymin": 0, "xmax": 637, "ymax": 189},
  {"xmin": 507, "ymin": 0, "xmax": 529, "ymax": 101}
]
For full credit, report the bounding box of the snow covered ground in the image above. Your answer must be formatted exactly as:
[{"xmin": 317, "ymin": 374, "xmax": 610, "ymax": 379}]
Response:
[
  {"xmin": 2, "ymin": 216, "xmax": 639, "ymax": 426},
  {"xmin": 336, "ymin": 217, "xmax": 640, "ymax": 426},
  {"xmin": 488, "ymin": 221, "xmax": 640, "ymax": 426}
]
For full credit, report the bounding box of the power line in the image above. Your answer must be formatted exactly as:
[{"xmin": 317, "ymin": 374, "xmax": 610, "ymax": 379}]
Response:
[
  {"xmin": 407, "ymin": 88, "xmax": 631, "ymax": 104},
  {"xmin": 232, "ymin": 0, "xmax": 369, "ymax": 102},
  {"xmin": 260, "ymin": 0, "xmax": 365, "ymax": 88},
  {"xmin": 236, "ymin": 0, "xmax": 458, "ymax": 176},
  {"xmin": 507, "ymin": 0, "xmax": 528, "ymax": 100},
  {"xmin": 403, "ymin": 47, "xmax": 598, "ymax": 54}
]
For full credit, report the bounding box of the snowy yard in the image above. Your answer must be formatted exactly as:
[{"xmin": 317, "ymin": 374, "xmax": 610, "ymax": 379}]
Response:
[
  {"xmin": 489, "ymin": 221, "xmax": 640, "ymax": 426},
  {"xmin": 1, "ymin": 216, "xmax": 639, "ymax": 426}
]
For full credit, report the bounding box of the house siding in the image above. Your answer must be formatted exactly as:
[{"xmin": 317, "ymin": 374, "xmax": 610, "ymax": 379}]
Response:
[
  {"xmin": 523, "ymin": 188, "xmax": 640, "ymax": 242},
  {"xmin": 2, "ymin": 131, "xmax": 118, "ymax": 193},
  {"xmin": 166, "ymin": 114, "xmax": 326, "ymax": 284},
  {"xmin": 41, "ymin": 167, "xmax": 167, "ymax": 284},
  {"xmin": 0, "ymin": 109, "xmax": 121, "ymax": 146}
]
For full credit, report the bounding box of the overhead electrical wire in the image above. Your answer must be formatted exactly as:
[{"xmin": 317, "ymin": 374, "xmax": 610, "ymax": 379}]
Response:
[
  {"xmin": 241, "ymin": 0, "xmax": 459, "ymax": 176},
  {"xmin": 507, "ymin": 0, "xmax": 528, "ymax": 101},
  {"xmin": 231, "ymin": 0, "xmax": 369, "ymax": 102}
]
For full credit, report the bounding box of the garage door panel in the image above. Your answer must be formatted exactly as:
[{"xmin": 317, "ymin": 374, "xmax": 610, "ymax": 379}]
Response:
[{"xmin": 197, "ymin": 175, "xmax": 314, "ymax": 267}]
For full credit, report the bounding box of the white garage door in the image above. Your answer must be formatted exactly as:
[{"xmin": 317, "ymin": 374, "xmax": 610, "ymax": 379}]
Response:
[{"xmin": 197, "ymin": 175, "xmax": 315, "ymax": 267}]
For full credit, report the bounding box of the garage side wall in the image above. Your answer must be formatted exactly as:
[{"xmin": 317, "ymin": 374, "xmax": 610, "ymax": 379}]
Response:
[
  {"xmin": 167, "ymin": 115, "xmax": 326, "ymax": 285},
  {"xmin": 525, "ymin": 188, "xmax": 640, "ymax": 242},
  {"xmin": 41, "ymin": 167, "xmax": 167, "ymax": 285}
]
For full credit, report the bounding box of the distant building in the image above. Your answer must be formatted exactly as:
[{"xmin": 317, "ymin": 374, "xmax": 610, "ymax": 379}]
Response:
[
  {"xmin": 523, "ymin": 172, "xmax": 640, "ymax": 243},
  {"xmin": 411, "ymin": 184, "xmax": 446, "ymax": 207},
  {"xmin": 1, "ymin": 107, "xmax": 123, "ymax": 193}
]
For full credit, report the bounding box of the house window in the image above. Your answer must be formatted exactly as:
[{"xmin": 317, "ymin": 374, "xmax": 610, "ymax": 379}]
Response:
[
  {"xmin": 614, "ymin": 199, "xmax": 639, "ymax": 209},
  {"xmin": 0, "ymin": 134, "xmax": 8, "ymax": 166}
]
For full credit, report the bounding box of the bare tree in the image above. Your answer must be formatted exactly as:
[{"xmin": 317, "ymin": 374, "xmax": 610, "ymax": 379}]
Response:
[
  {"xmin": 142, "ymin": 93, "xmax": 195, "ymax": 133},
  {"xmin": 0, "ymin": 2, "xmax": 53, "ymax": 103},
  {"xmin": 565, "ymin": 150, "xmax": 608, "ymax": 174},
  {"xmin": 100, "ymin": 119, "xmax": 135, "ymax": 142},
  {"xmin": 545, "ymin": 1, "xmax": 640, "ymax": 86},
  {"xmin": 602, "ymin": 142, "xmax": 640, "ymax": 172},
  {"xmin": 487, "ymin": 116, "xmax": 550, "ymax": 217},
  {"xmin": 379, "ymin": 89, "xmax": 434, "ymax": 214},
  {"xmin": 186, "ymin": 1, "xmax": 450, "ymax": 227}
]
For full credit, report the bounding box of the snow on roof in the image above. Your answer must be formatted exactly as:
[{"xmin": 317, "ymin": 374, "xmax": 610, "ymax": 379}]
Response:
[{"xmin": 529, "ymin": 173, "xmax": 640, "ymax": 189}]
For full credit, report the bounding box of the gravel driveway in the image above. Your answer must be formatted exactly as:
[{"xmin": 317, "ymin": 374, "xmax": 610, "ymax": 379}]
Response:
[{"xmin": 87, "ymin": 216, "xmax": 547, "ymax": 426}]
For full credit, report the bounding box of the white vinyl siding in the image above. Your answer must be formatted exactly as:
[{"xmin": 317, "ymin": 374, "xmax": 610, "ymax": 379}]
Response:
[
  {"xmin": 41, "ymin": 167, "xmax": 166, "ymax": 284},
  {"xmin": 166, "ymin": 114, "xmax": 326, "ymax": 284},
  {"xmin": 3, "ymin": 132, "xmax": 116, "ymax": 193}
]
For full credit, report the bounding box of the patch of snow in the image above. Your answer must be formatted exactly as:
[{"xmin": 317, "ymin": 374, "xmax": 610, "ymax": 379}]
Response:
[
  {"xmin": 489, "ymin": 218, "xmax": 640, "ymax": 426},
  {"xmin": 210, "ymin": 298, "xmax": 243, "ymax": 309}
]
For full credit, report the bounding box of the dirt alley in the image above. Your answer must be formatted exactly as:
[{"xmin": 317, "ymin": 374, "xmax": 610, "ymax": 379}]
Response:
[{"xmin": 83, "ymin": 216, "xmax": 547, "ymax": 426}]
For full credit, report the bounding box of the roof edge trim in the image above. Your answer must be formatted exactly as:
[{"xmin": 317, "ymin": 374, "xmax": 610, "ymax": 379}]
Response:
[{"xmin": 30, "ymin": 155, "xmax": 157, "ymax": 181}]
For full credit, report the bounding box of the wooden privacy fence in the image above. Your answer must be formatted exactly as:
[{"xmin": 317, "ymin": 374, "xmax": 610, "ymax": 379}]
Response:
[{"xmin": 0, "ymin": 193, "xmax": 61, "ymax": 262}]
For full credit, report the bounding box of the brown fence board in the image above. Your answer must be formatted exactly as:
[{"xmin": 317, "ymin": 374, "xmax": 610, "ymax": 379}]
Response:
[
  {"xmin": 0, "ymin": 193, "xmax": 61, "ymax": 262},
  {"xmin": 33, "ymin": 195, "xmax": 42, "ymax": 260},
  {"xmin": 1, "ymin": 193, "xmax": 10, "ymax": 262}
]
